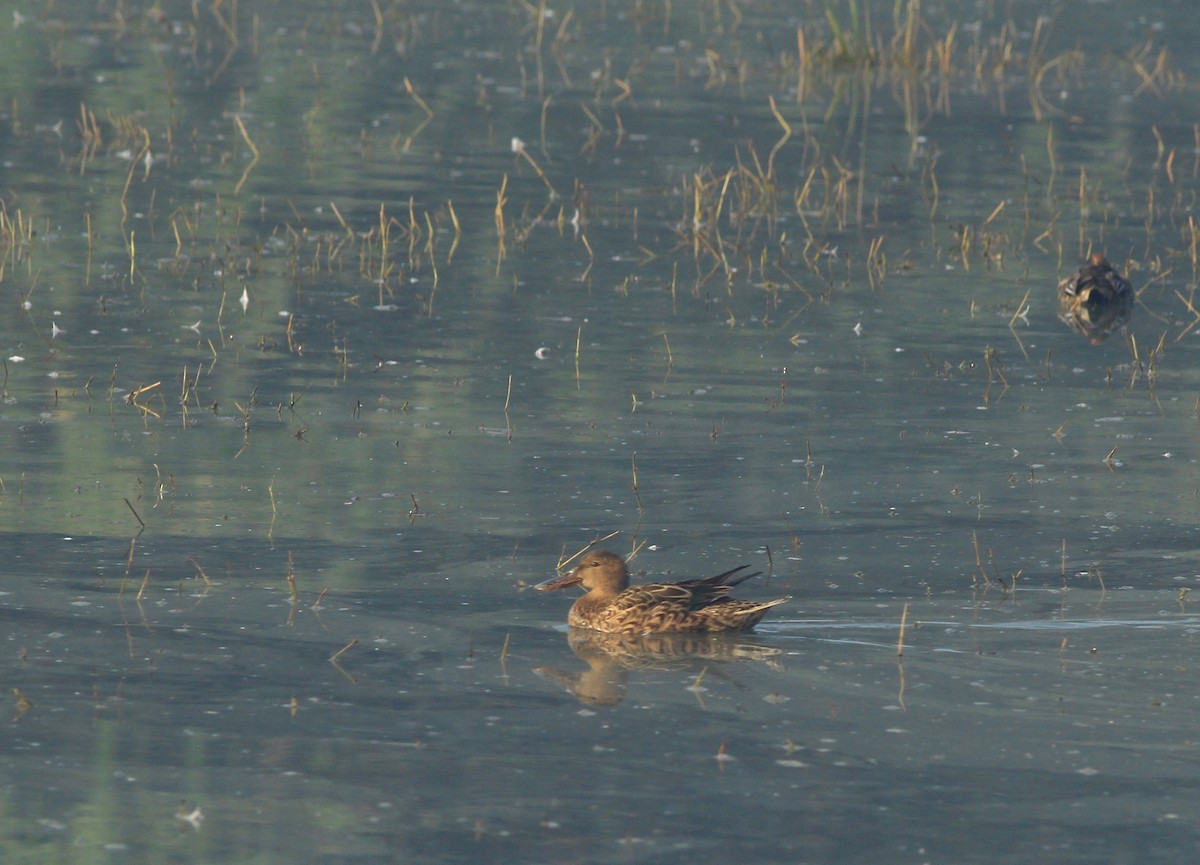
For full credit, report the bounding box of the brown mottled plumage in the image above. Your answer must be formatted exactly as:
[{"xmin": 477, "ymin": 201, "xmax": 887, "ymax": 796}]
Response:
[
  {"xmin": 1058, "ymin": 253, "xmax": 1132, "ymax": 305},
  {"xmin": 535, "ymin": 550, "xmax": 789, "ymax": 634},
  {"xmin": 1057, "ymin": 253, "xmax": 1134, "ymax": 343}
]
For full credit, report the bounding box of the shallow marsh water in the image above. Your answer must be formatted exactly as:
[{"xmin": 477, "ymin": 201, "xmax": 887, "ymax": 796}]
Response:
[{"xmin": 3, "ymin": 1, "xmax": 1200, "ymax": 862}]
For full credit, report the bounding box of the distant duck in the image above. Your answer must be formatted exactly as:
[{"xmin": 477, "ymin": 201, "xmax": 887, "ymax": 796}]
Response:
[
  {"xmin": 1057, "ymin": 253, "xmax": 1134, "ymax": 343},
  {"xmin": 535, "ymin": 550, "xmax": 788, "ymax": 634},
  {"xmin": 1058, "ymin": 253, "xmax": 1132, "ymax": 305}
]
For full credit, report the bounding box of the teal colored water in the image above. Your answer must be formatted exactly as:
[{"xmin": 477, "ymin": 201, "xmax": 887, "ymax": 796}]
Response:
[{"xmin": 3, "ymin": 2, "xmax": 1200, "ymax": 862}]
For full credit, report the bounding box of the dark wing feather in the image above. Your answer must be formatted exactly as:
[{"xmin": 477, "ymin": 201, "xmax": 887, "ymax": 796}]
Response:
[{"xmin": 1061, "ymin": 261, "xmax": 1131, "ymax": 302}]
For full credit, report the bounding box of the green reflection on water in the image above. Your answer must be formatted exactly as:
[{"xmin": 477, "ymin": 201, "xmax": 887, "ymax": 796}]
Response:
[{"xmin": 4, "ymin": 1, "xmax": 1200, "ymax": 862}]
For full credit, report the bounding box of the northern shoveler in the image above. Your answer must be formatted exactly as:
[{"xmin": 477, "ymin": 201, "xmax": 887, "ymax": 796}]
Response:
[
  {"xmin": 535, "ymin": 550, "xmax": 788, "ymax": 634},
  {"xmin": 1057, "ymin": 253, "xmax": 1134, "ymax": 342},
  {"xmin": 1058, "ymin": 253, "xmax": 1132, "ymax": 305}
]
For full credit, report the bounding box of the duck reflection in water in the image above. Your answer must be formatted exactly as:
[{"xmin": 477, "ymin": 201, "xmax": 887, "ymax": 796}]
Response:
[
  {"xmin": 533, "ymin": 628, "xmax": 784, "ymax": 707},
  {"xmin": 1057, "ymin": 253, "xmax": 1134, "ymax": 344}
]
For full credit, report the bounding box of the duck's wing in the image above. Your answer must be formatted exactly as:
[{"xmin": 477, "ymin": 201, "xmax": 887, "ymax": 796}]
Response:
[
  {"xmin": 616, "ymin": 582, "xmax": 696, "ymax": 610},
  {"xmin": 590, "ymin": 567, "xmax": 768, "ymax": 633},
  {"xmin": 1059, "ymin": 268, "xmax": 1091, "ymax": 298},
  {"xmin": 1105, "ymin": 268, "xmax": 1132, "ymax": 298},
  {"xmin": 675, "ymin": 566, "xmax": 764, "ymax": 609},
  {"xmin": 699, "ymin": 564, "xmax": 761, "ymax": 588},
  {"xmin": 612, "ymin": 569, "xmax": 764, "ymax": 613},
  {"xmin": 588, "ymin": 585, "xmax": 691, "ymax": 633},
  {"xmin": 1061, "ymin": 262, "xmax": 1131, "ymax": 301}
]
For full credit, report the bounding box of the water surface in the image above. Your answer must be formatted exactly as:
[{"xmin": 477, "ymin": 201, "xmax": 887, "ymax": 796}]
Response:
[{"xmin": 3, "ymin": 1, "xmax": 1200, "ymax": 862}]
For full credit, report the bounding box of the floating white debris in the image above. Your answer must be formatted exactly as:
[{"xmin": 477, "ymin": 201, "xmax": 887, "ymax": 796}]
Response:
[
  {"xmin": 176, "ymin": 805, "xmax": 205, "ymax": 829},
  {"xmin": 240, "ymin": 288, "xmax": 249, "ymax": 311}
]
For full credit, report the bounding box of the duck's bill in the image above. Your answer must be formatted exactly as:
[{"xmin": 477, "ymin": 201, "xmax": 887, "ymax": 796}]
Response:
[{"xmin": 534, "ymin": 572, "xmax": 582, "ymax": 592}]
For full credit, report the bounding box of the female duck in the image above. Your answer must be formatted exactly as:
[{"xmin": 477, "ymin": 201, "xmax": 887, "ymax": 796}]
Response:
[
  {"xmin": 535, "ymin": 550, "xmax": 788, "ymax": 634},
  {"xmin": 1058, "ymin": 253, "xmax": 1132, "ymax": 304}
]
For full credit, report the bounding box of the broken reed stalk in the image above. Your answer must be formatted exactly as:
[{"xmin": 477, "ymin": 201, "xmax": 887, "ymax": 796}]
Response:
[
  {"xmin": 118, "ymin": 536, "xmax": 138, "ymax": 596},
  {"xmin": 897, "ymin": 602, "xmax": 908, "ymax": 657},
  {"xmin": 630, "ymin": 451, "xmax": 643, "ymax": 512},
  {"xmin": 124, "ymin": 497, "xmax": 146, "ymax": 529},
  {"xmin": 503, "ymin": 374, "xmax": 514, "ymax": 440},
  {"xmin": 424, "ymin": 210, "xmax": 439, "ymax": 295},
  {"xmin": 329, "ymin": 639, "xmax": 359, "ymax": 662},
  {"xmin": 393, "ymin": 78, "xmax": 434, "ymax": 150},
  {"xmin": 84, "ymin": 211, "xmax": 93, "ymax": 284},
  {"xmin": 446, "ymin": 199, "xmax": 461, "ymax": 263},
  {"xmin": 766, "ymin": 95, "xmax": 792, "ymax": 179},
  {"xmin": 971, "ymin": 531, "xmax": 989, "ymax": 586},
  {"xmin": 511, "ymin": 137, "xmax": 557, "ymax": 197},
  {"xmin": 1008, "ymin": 287, "xmax": 1032, "ymax": 329},
  {"xmin": 267, "ymin": 475, "xmax": 277, "ymax": 543},
  {"xmin": 189, "ymin": 556, "xmax": 211, "ymax": 586},
  {"xmin": 286, "ymin": 551, "xmax": 298, "ymax": 602},
  {"xmin": 233, "ymin": 113, "xmax": 259, "ymax": 194},
  {"xmin": 12, "ymin": 689, "xmax": 33, "ymax": 715},
  {"xmin": 557, "ymin": 530, "xmax": 622, "ymax": 571},
  {"xmin": 494, "ymin": 175, "xmax": 508, "ymax": 276},
  {"xmin": 574, "ymin": 325, "xmax": 582, "ymax": 387}
]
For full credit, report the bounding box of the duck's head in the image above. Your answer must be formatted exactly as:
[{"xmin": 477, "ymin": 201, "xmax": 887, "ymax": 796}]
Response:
[{"xmin": 535, "ymin": 550, "xmax": 630, "ymax": 594}]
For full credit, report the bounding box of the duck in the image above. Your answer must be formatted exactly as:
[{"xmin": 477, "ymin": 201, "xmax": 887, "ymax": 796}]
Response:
[
  {"xmin": 535, "ymin": 550, "xmax": 789, "ymax": 634},
  {"xmin": 1058, "ymin": 253, "xmax": 1132, "ymax": 305},
  {"xmin": 1057, "ymin": 253, "xmax": 1135, "ymax": 343}
]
